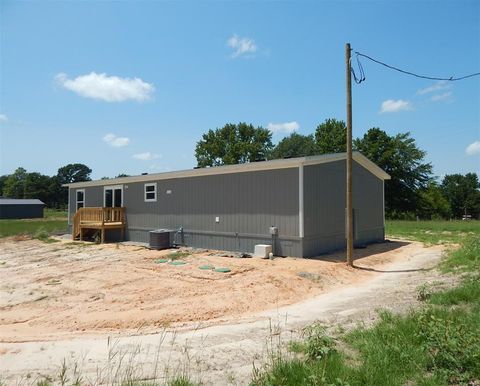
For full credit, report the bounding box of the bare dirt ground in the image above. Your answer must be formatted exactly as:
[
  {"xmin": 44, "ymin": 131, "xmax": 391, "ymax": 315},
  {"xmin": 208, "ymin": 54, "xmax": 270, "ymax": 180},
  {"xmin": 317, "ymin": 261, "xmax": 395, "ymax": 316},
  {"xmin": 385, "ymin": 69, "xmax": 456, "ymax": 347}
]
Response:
[{"xmin": 0, "ymin": 237, "xmax": 446, "ymax": 385}]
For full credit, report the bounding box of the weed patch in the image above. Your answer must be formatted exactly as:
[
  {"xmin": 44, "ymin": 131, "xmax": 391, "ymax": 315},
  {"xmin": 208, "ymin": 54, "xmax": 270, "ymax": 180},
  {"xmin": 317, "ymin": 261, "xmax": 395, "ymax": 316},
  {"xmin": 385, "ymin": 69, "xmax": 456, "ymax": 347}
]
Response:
[
  {"xmin": 32, "ymin": 227, "xmax": 60, "ymax": 243},
  {"xmin": 441, "ymin": 237, "xmax": 480, "ymax": 273},
  {"xmin": 168, "ymin": 251, "xmax": 191, "ymax": 261}
]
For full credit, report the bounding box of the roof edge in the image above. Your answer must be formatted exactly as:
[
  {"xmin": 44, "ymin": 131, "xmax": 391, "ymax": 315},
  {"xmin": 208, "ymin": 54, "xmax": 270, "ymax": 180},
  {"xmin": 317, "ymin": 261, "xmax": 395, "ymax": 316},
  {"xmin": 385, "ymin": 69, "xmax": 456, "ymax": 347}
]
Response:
[{"xmin": 64, "ymin": 152, "xmax": 390, "ymax": 189}]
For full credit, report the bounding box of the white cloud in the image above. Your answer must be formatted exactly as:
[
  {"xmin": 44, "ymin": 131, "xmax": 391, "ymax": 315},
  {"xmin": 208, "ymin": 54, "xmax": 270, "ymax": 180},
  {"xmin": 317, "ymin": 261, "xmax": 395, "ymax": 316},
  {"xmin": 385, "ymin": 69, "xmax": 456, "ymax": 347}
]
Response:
[
  {"xmin": 380, "ymin": 99, "xmax": 413, "ymax": 113},
  {"xmin": 55, "ymin": 72, "xmax": 154, "ymax": 102},
  {"xmin": 267, "ymin": 121, "xmax": 300, "ymax": 134},
  {"xmin": 417, "ymin": 81, "xmax": 450, "ymax": 95},
  {"xmin": 466, "ymin": 141, "xmax": 480, "ymax": 156},
  {"xmin": 431, "ymin": 92, "xmax": 452, "ymax": 102},
  {"xmin": 103, "ymin": 133, "xmax": 130, "ymax": 147},
  {"xmin": 227, "ymin": 34, "xmax": 257, "ymax": 58},
  {"xmin": 0, "ymin": 114, "xmax": 7, "ymax": 122},
  {"xmin": 132, "ymin": 152, "xmax": 160, "ymax": 161}
]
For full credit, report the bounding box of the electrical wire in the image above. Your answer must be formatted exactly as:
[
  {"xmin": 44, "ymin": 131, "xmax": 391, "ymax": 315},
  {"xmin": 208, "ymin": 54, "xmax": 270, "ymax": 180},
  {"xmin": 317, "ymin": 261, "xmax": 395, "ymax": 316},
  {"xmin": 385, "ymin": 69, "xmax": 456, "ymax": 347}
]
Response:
[
  {"xmin": 352, "ymin": 50, "xmax": 480, "ymax": 82},
  {"xmin": 350, "ymin": 54, "xmax": 366, "ymax": 84}
]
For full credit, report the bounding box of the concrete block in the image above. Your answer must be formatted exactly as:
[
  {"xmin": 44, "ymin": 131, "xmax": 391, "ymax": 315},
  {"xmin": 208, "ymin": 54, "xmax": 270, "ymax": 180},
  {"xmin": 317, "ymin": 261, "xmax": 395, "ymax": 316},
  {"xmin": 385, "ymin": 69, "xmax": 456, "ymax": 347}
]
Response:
[{"xmin": 254, "ymin": 244, "xmax": 272, "ymax": 259}]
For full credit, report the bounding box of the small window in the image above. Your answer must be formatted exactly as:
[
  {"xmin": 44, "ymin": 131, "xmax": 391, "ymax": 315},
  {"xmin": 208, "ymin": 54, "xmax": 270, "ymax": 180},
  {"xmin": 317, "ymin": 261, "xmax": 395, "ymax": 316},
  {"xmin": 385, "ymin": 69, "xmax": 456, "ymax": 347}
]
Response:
[
  {"xmin": 144, "ymin": 183, "xmax": 157, "ymax": 202},
  {"xmin": 76, "ymin": 189, "xmax": 85, "ymax": 210}
]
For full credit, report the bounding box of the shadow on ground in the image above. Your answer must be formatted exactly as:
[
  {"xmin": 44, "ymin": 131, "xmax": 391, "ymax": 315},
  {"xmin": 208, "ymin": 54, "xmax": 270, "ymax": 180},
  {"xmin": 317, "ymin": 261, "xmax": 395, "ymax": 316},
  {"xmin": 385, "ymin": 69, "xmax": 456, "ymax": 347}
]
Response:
[{"xmin": 308, "ymin": 240, "xmax": 419, "ymax": 273}]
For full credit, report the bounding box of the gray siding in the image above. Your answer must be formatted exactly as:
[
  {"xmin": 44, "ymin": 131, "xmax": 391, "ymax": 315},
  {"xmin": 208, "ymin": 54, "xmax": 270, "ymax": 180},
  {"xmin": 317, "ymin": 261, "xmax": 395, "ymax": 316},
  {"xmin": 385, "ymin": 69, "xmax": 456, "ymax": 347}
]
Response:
[
  {"xmin": 125, "ymin": 168, "xmax": 300, "ymax": 256},
  {"xmin": 302, "ymin": 160, "xmax": 384, "ymax": 257},
  {"xmin": 68, "ymin": 160, "xmax": 385, "ymax": 257},
  {"xmin": 71, "ymin": 168, "xmax": 301, "ymax": 256},
  {"xmin": 68, "ymin": 185, "xmax": 104, "ymax": 218}
]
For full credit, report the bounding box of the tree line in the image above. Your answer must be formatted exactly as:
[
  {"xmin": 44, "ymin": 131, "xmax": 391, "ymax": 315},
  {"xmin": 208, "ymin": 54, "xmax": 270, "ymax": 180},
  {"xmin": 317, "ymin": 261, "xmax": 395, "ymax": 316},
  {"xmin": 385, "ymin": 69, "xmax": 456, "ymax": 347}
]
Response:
[
  {"xmin": 1, "ymin": 119, "xmax": 478, "ymax": 219},
  {"xmin": 0, "ymin": 164, "xmax": 93, "ymax": 208},
  {"xmin": 195, "ymin": 120, "xmax": 480, "ymax": 220}
]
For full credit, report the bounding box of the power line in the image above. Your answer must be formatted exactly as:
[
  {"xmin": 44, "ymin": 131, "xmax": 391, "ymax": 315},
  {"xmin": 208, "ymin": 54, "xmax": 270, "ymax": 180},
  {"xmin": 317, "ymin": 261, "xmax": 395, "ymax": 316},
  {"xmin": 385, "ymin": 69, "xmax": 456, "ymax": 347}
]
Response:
[
  {"xmin": 350, "ymin": 50, "xmax": 480, "ymax": 83},
  {"xmin": 350, "ymin": 54, "xmax": 365, "ymax": 84}
]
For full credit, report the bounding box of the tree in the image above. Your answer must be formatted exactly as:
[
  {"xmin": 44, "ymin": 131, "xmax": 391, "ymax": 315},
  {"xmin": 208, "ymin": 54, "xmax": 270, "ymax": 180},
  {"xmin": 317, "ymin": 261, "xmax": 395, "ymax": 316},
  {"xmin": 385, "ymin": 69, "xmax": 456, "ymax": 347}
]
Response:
[
  {"xmin": 315, "ymin": 119, "xmax": 347, "ymax": 154},
  {"xmin": 269, "ymin": 133, "xmax": 317, "ymax": 159},
  {"xmin": 24, "ymin": 172, "xmax": 52, "ymax": 205},
  {"xmin": 417, "ymin": 182, "xmax": 451, "ymax": 219},
  {"xmin": 0, "ymin": 175, "xmax": 9, "ymax": 197},
  {"xmin": 56, "ymin": 163, "xmax": 92, "ymax": 185},
  {"xmin": 195, "ymin": 123, "xmax": 273, "ymax": 167},
  {"xmin": 441, "ymin": 173, "xmax": 480, "ymax": 219},
  {"xmin": 55, "ymin": 163, "xmax": 92, "ymax": 207},
  {"xmin": 3, "ymin": 167, "xmax": 28, "ymax": 198},
  {"xmin": 47, "ymin": 176, "xmax": 65, "ymax": 209},
  {"xmin": 354, "ymin": 128, "xmax": 432, "ymax": 215}
]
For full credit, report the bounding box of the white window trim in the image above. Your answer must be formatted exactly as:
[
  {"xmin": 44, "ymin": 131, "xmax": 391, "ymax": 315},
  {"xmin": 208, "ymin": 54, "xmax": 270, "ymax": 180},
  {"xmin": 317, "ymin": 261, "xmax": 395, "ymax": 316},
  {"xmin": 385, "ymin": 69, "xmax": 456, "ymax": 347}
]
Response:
[
  {"xmin": 76, "ymin": 189, "xmax": 85, "ymax": 210},
  {"xmin": 144, "ymin": 183, "xmax": 157, "ymax": 202},
  {"xmin": 103, "ymin": 185, "xmax": 124, "ymax": 207}
]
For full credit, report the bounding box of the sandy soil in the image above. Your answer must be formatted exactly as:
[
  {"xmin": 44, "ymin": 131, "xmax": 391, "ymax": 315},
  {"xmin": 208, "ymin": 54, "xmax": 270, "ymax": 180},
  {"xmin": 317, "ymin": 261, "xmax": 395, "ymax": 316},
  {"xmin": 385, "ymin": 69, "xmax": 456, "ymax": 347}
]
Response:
[
  {"xmin": 0, "ymin": 237, "xmax": 446, "ymax": 385},
  {"xmin": 0, "ymin": 237, "xmax": 411, "ymax": 342}
]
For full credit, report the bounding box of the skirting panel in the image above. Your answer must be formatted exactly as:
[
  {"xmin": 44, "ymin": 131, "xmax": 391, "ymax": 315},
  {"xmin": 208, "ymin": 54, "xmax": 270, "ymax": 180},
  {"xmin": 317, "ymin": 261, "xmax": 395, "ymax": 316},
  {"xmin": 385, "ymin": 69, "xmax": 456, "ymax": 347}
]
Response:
[
  {"xmin": 302, "ymin": 226, "xmax": 385, "ymax": 257},
  {"xmin": 126, "ymin": 228, "xmax": 303, "ymax": 257}
]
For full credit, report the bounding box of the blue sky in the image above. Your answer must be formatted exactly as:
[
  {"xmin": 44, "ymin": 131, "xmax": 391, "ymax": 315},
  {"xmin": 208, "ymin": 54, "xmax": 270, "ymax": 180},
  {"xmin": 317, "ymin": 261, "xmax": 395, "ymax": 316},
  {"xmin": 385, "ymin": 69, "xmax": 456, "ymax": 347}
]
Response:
[{"xmin": 0, "ymin": 0, "xmax": 479, "ymax": 180}]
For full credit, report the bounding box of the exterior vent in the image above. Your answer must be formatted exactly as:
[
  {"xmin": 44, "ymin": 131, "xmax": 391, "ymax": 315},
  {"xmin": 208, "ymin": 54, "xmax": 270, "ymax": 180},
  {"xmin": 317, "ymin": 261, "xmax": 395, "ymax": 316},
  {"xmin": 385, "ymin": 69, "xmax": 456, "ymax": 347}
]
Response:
[{"xmin": 149, "ymin": 229, "xmax": 173, "ymax": 250}]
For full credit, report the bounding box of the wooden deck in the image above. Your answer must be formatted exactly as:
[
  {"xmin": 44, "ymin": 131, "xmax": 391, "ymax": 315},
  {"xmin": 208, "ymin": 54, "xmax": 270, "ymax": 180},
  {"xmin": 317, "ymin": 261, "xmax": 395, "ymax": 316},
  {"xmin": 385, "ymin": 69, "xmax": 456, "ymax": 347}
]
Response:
[{"xmin": 72, "ymin": 207, "xmax": 126, "ymax": 243}]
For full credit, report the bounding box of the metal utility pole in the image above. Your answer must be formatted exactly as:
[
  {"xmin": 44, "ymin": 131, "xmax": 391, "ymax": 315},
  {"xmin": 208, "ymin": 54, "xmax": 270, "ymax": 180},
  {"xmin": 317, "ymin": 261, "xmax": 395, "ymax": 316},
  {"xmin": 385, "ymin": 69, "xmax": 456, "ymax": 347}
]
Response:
[{"xmin": 345, "ymin": 43, "xmax": 354, "ymax": 267}]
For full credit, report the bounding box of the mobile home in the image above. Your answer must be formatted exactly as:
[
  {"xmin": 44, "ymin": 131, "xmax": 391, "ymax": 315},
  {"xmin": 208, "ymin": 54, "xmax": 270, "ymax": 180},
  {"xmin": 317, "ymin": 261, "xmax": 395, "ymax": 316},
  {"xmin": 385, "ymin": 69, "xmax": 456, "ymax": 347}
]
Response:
[{"xmin": 65, "ymin": 152, "xmax": 390, "ymax": 257}]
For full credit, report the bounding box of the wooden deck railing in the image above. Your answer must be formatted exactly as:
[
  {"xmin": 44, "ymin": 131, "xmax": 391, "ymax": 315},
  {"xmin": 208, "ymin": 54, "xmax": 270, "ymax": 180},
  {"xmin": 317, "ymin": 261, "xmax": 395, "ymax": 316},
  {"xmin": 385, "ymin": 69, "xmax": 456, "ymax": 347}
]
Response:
[{"xmin": 73, "ymin": 207, "xmax": 126, "ymax": 241}]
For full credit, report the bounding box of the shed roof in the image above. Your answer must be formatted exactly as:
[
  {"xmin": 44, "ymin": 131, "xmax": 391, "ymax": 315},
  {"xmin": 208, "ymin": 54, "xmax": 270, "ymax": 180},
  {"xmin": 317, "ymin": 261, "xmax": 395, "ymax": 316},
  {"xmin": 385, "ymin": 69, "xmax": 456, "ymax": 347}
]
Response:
[
  {"xmin": 0, "ymin": 198, "xmax": 46, "ymax": 205},
  {"xmin": 64, "ymin": 152, "xmax": 391, "ymax": 189}
]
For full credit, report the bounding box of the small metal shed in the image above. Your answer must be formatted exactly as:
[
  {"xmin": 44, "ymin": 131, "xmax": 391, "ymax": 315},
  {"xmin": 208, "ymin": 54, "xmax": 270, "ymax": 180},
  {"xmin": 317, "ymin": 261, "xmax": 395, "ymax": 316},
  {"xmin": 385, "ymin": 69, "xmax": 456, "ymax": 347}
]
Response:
[{"xmin": 0, "ymin": 198, "xmax": 46, "ymax": 219}]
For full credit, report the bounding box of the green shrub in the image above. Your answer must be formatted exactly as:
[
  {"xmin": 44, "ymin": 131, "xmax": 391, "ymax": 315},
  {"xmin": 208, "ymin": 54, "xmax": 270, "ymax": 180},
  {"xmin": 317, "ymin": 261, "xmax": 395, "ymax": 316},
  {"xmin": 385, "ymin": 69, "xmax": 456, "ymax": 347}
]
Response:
[
  {"xmin": 33, "ymin": 227, "xmax": 50, "ymax": 241},
  {"xmin": 417, "ymin": 283, "xmax": 432, "ymax": 301},
  {"xmin": 303, "ymin": 322, "xmax": 337, "ymax": 361}
]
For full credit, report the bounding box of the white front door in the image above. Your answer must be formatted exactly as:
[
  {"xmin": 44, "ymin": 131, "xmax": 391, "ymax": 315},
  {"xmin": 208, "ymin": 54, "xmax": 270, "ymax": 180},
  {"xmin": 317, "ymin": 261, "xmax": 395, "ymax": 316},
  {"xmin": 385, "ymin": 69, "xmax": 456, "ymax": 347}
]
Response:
[{"xmin": 104, "ymin": 185, "xmax": 123, "ymax": 207}]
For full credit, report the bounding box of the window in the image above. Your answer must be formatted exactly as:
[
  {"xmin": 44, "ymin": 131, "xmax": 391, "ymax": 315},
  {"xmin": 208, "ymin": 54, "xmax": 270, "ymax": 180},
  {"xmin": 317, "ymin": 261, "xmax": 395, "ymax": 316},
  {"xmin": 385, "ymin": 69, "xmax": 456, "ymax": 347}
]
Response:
[
  {"xmin": 76, "ymin": 189, "xmax": 85, "ymax": 210},
  {"xmin": 104, "ymin": 185, "xmax": 123, "ymax": 207},
  {"xmin": 144, "ymin": 183, "xmax": 157, "ymax": 202}
]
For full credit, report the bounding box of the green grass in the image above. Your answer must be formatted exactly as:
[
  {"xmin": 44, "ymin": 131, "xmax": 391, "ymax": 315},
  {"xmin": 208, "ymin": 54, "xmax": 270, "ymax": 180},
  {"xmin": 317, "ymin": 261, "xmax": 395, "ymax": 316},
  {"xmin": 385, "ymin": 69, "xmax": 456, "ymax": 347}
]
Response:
[
  {"xmin": 429, "ymin": 277, "xmax": 480, "ymax": 306},
  {"xmin": 441, "ymin": 237, "xmax": 480, "ymax": 273},
  {"xmin": 168, "ymin": 251, "xmax": 191, "ymax": 260},
  {"xmin": 0, "ymin": 210, "xmax": 68, "ymax": 238},
  {"xmin": 44, "ymin": 208, "xmax": 68, "ymax": 219},
  {"xmin": 252, "ymin": 231, "xmax": 480, "ymax": 386},
  {"xmin": 386, "ymin": 219, "xmax": 480, "ymax": 244}
]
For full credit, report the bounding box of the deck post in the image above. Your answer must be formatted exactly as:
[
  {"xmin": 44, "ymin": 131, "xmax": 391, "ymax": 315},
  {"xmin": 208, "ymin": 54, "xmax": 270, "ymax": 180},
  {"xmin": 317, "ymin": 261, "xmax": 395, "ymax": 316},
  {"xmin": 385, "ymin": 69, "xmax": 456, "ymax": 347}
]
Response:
[{"xmin": 73, "ymin": 207, "xmax": 125, "ymax": 243}]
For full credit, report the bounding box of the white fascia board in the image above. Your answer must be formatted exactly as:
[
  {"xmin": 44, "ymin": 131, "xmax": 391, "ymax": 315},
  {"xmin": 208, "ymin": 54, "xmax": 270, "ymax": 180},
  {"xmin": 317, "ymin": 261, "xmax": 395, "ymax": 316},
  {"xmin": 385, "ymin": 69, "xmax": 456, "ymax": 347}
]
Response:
[
  {"xmin": 302, "ymin": 152, "xmax": 391, "ymax": 180},
  {"xmin": 352, "ymin": 153, "xmax": 391, "ymax": 180},
  {"xmin": 63, "ymin": 152, "xmax": 390, "ymax": 189},
  {"xmin": 63, "ymin": 158, "xmax": 304, "ymax": 188}
]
